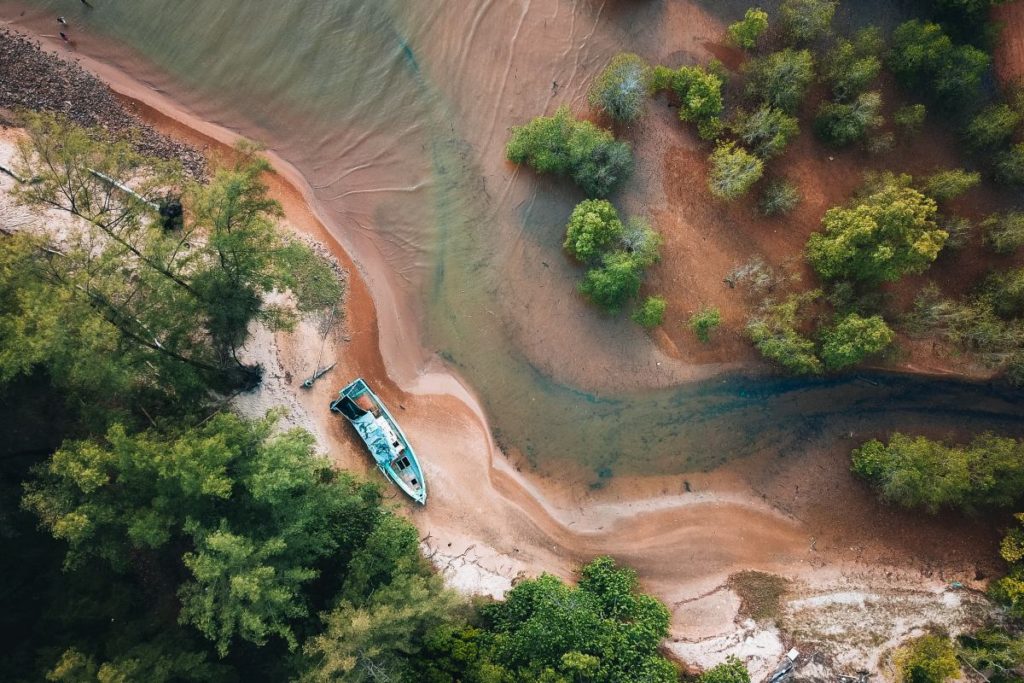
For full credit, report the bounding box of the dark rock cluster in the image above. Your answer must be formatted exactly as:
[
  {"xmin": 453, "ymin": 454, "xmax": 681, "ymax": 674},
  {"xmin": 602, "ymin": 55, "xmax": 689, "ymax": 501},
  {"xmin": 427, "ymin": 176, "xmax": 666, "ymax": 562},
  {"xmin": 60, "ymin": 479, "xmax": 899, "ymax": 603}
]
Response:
[{"xmin": 0, "ymin": 28, "xmax": 206, "ymax": 178}]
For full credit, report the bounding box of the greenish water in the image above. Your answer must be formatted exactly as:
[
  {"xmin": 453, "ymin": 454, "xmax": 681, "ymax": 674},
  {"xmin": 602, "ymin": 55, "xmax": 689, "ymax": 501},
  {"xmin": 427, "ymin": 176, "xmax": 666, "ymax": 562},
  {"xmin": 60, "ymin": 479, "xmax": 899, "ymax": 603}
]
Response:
[{"xmin": 23, "ymin": 0, "xmax": 1024, "ymax": 476}]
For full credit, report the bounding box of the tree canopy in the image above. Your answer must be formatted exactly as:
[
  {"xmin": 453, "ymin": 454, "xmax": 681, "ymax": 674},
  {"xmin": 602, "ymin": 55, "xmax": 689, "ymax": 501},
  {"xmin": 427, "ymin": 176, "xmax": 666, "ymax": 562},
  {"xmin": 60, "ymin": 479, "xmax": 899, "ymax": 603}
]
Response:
[{"xmin": 589, "ymin": 53, "xmax": 651, "ymax": 123}]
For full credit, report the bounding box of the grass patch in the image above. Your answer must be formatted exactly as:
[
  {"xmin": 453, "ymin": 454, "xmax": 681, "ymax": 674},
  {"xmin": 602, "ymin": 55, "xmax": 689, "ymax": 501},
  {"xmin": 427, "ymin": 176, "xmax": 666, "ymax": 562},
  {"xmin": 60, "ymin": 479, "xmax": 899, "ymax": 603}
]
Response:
[{"xmin": 728, "ymin": 570, "xmax": 789, "ymax": 623}]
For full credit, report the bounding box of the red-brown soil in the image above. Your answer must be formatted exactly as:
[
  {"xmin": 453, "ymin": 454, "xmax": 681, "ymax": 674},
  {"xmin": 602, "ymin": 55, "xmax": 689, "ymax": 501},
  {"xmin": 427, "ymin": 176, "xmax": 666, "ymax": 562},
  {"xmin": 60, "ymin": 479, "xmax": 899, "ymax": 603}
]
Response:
[{"xmin": 995, "ymin": 0, "xmax": 1024, "ymax": 86}]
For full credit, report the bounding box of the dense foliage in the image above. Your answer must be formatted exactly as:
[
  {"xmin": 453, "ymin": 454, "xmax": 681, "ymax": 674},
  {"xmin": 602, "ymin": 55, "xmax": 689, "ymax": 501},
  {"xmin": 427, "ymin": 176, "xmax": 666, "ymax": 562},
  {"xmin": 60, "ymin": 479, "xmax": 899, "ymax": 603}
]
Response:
[
  {"xmin": 814, "ymin": 91, "xmax": 883, "ymax": 147},
  {"xmin": 746, "ymin": 291, "xmax": 824, "ymax": 375},
  {"xmin": 893, "ymin": 635, "xmax": 961, "ymax": 683},
  {"xmin": 887, "ymin": 20, "xmax": 989, "ymax": 106},
  {"xmin": 663, "ymin": 65, "xmax": 725, "ymax": 140},
  {"xmin": 818, "ymin": 313, "xmax": 894, "ymax": 369},
  {"xmin": 563, "ymin": 199, "xmax": 625, "ymax": 262},
  {"xmin": 779, "ymin": 0, "xmax": 836, "ymax": 44},
  {"xmin": 822, "ymin": 28, "xmax": 883, "ymax": 101},
  {"xmin": 708, "ymin": 142, "xmax": 764, "ymax": 200},
  {"xmin": 744, "ymin": 49, "xmax": 815, "ymax": 115},
  {"xmin": 589, "ymin": 53, "xmax": 651, "ymax": 123},
  {"xmin": 633, "ymin": 295, "xmax": 667, "ymax": 328},
  {"xmin": 690, "ymin": 306, "xmax": 722, "ymax": 343},
  {"xmin": 506, "ymin": 106, "xmax": 634, "ymax": 197},
  {"xmin": 732, "ymin": 106, "xmax": 799, "ymax": 159},
  {"xmin": 728, "ymin": 8, "xmax": 768, "ymax": 51}
]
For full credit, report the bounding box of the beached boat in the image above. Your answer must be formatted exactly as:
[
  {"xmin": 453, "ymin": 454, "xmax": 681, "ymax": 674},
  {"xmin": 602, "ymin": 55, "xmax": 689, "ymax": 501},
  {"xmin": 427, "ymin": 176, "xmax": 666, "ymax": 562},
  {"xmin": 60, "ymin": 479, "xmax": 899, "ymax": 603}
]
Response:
[{"xmin": 330, "ymin": 378, "xmax": 426, "ymax": 505}]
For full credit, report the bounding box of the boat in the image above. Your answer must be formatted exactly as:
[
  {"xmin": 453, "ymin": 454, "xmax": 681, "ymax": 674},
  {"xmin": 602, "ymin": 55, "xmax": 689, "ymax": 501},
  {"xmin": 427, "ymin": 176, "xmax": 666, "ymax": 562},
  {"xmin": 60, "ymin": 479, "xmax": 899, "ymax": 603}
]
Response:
[{"xmin": 330, "ymin": 378, "xmax": 426, "ymax": 505}]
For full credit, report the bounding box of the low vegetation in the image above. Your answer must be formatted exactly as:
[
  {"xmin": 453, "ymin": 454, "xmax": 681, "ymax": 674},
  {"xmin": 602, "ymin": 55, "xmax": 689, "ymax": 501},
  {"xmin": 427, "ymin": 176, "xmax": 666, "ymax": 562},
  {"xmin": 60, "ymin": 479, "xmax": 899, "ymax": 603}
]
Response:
[
  {"xmin": 589, "ymin": 52, "xmax": 651, "ymax": 123},
  {"xmin": 689, "ymin": 306, "xmax": 722, "ymax": 343},
  {"xmin": 892, "ymin": 634, "xmax": 960, "ymax": 683}
]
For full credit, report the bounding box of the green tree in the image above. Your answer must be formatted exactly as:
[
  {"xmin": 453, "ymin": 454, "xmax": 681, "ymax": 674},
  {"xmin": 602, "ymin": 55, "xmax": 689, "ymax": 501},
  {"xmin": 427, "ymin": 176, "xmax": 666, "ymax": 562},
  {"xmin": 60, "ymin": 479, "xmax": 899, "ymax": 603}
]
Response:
[
  {"xmin": 619, "ymin": 217, "xmax": 663, "ymax": 268},
  {"xmin": 579, "ymin": 251, "xmax": 644, "ymax": 313},
  {"xmin": 699, "ymin": 656, "xmax": 751, "ymax": 683},
  {"xmin": 965, "ymin": 103, "xmax": 1021, "ymax": 149},
  {"xmin": 632, "ymin": 296, "xmax": 667, "ymax": 328},
  {"xmin": 822, "ymin": 28, "xmax": 883, "ymax": 100},
  {"xmin": 708, "ymin": 142, "xmax": 764, "ymax": 200},
  {"xmin": 819, "ymin": 313, "xmax": 894, "ymax": 369},
  {"xmin": 780, "ymin": 0, "xmax": 836, "ymax": 43},
  {"xmin": 744, "ymin": 49, "xmax": 815, "ymax": 114},
  {"xmin": 563, "ymin": 199, "xmax": 625, "ymax": 262},
  {"xmin": 893, "ymin": 635, "xmax": 960, "ymax": 683},
  {"xmin": 746, "ymin": 291, "xmax": 823, "ymax": 374},
  {"xmin": 506, "ymin": 106, "xmax": 634, "ymax": 197},
  {"xmin": 689, "ymin": 306, "xmax": 722, "ymax": 343},
  {"xmin": 732, "ymin": 106, "xmax": 800, "ymax": 159},
  {"xmin": 671, "ymin": 66, "xmax": 725, "ymax": 140},
  {"xmin": 920, "ymin": 168, "xmax": 981, "ymax": 202},
  {"xmin": 888, "ymin": 20, "xmax": 989, "ymax": 106},
  {"xmin": 894, "ymin": 104, "xmax": 927, "ymax": 135},
  {"xmin": 759, "ymin": 180, "xmax": 801, "ymax": 216},
  {"xmin": 956, "ymin": 628, "xmax": 1024, "ymax": 678},
  {"xmin": 982, "ymin": 212, "xmax": 1024, "ymax": 253},
  {"xmin": 728, "ymin": 8, "xmax": 769, "ymax": 50},
  {"xmin": 996, "ymin": 143, "xmax": 1024, "ymax": 186},
  {"xmin": 814, "ymin": 91, "xmax": 884, "ymax": 147},
  {"xmin": 805, "ymin": 180, "xmax": 945, "ymax": 282},
  {"xmin": 589, "ymin": 53, "xmax": 651, "ymax": 123}
]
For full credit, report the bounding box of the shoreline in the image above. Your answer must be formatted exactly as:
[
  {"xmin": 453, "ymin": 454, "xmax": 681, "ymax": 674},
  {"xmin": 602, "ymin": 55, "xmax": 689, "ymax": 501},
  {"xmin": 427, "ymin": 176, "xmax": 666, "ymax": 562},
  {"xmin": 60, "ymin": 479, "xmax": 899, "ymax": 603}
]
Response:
[{"xmin": 0, "ymin": 14, "xmax": 1015, "ymax": 676}]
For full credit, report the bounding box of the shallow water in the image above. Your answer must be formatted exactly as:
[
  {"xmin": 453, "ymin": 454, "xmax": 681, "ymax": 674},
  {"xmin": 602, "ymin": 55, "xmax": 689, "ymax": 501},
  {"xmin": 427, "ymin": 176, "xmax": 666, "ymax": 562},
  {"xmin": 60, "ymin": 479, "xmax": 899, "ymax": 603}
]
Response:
[{"xmin": 21, "ymin": 0, "xmax": 1023, "ymax": 474}]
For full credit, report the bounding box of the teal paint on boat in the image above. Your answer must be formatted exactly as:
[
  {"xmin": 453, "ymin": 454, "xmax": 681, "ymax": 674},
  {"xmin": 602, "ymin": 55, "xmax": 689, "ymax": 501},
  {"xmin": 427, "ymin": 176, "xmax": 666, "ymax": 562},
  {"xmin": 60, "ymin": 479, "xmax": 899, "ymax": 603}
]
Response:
[{"xmin": 331, "ymin": 378, "xmax": 426, "ymax": 505}]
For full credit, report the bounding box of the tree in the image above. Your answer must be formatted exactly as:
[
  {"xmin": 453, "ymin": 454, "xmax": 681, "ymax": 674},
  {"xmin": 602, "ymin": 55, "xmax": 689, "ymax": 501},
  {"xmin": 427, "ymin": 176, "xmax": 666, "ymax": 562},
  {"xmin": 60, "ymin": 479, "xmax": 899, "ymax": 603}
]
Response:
[
  {"xmin": 478, "ymin": 557, "xmax": 678, "ymax": 682},
  {"xmin": 920, "ymin": 168, "xmax": 981, "ymax": 202},
  {"xmin": 996, "ymin": 143, "xmax": 1024, "ymax": 186},
  {"xmin": 956, "ymin": 628, "xmax": 1024, "ymax": 679},
  {"xmin": 759, "ymin": 180, "xmax": 801, "ymax": 216},
  {"xmin": 708, "ymin": 142, "xmax": 764, "ymax": 200},
  {"xmin": 589, "ymin": 53, "xmax": 651, "ymax": 123},
  {"xmin": 814, "ymin": 91, "xmax": 884, "ymax": 147},
  {"xmin": 822, "ymin": 28, "xmax": 883, "ymax": 100},
  {"xmin": 805, "ymin": 180, "xmax": 945, "ymax": 282},
  {"xmin": 619, "ymin": 217, "xmax": 663, "ymax": 268},
  {"xmin": 728, "ymin": 8, "xmax": 769, "ymax": 50},
  {"xmin": 893, "ymin": 635, "xmax": 960, "ymax": 683},
  {"xmin": 506, "ymin": 106, "xmax": 634, "ymax": 196},
  {"xmin": 732, "ymin": 106, "xmax": 800, "ymax": 159},
  {"xmin": 780, "ymin": 0, "xmax": 836, "ymax": 43},
  {"xmin": 965, "ymin": 103, "xmax": 1021, "ymax": 149},
  {"xmin": 851, "ymin": 433, "xmax": 1024, "ymax": 513},
  {"xmin": 982, "ymin": 212, "xmax": 1024, "ymax": 253},
  {"xmin": 689, "ymin": 307, "xmax": 722, "ymax": 343},
  {"xmin": 819, "ymin": 313, "xmax": 894, "ymax": 369},
  {"xmin": 894, "ymin": 104, "xmax": 927, "ymax": 135},
  {"xmin": 746, "ymin": 291, "xmax": 823, "ymax": 374},
  {"xmin": 888, "ymin": 20, "xmax": 989, "ymax": 106},
  {"xmin": 579, "ymin": 251, "xmax": 644, "ymax": 313},
  {"xmin": 744, "ymin": 49, "xmax": 815, "ymax": 114},
  {"xmin": 632, "ymin": 296, "xmax": 667, "ymax": 328},
  {"xmin": 699, "ymin": 656, "xmax": 751, "ymax": 683},
  {"xmin": 563, "ymin": 199, "xmax": 624, "ymax": 262},
  {"xmin": 671, "ymin": 66, "xmax": 725, "ymax": 140}
]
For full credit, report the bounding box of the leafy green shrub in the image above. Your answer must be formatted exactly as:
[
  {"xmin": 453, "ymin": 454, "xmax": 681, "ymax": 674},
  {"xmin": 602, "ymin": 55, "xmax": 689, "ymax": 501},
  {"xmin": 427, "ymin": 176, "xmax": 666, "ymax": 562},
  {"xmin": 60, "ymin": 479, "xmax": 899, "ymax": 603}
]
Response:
[
  {"xmin": 982, "ymin": 211, "xmax": 1024, "ymax": 253},
  {"xmin": 822, "ymin": 28, "xmax": 883, "ymax": 100},
  {"xmin": 620, "ymin": 217, "xmax": 663, "ymax": 268},
  {"xmin": 893, "ymin": 635, "xmax": 960, "ymax": 683},
  {"xmin": 732, "ymin": 106, "xmax": 800, "ymax": 159},
  {"xmin": 579, "ymin": 251, "xmax": 644, "ymax": 313},
  {"xmin": 956, "ymin": 628, "xmax": 1024, "ymax": 676},
  {"xmin": 966, "ymin": 103, "xmax": 1021, "ymax": 149},
  {"xmin": 996, "ymin": 143, "xmax": 1024, "ymax": 185},
  {"xmin": 814, "ymin": 91, "xmax": 883, "ymax": 147},
  {"xmin": 920, "ymin": 168, "xmax": 981, "ymax": 202},
  {"xmin": 805, "ymin": 180, "xmax": 945, "ymax": 282},
  {"xmin": 894, "ymin": 104, "xmax": 927, "ymax": 134},
  {"xmin": 708, "ymin": 142, "xmax": 764, "ymax": 200},
  {"xmin": 671, "ymin": 65, "xmax": 725, "ymax": 140},
  {"xmin": 851, "ymin": 432, "xmax": 1024, "ymax": 513},
  {"xmin": 888, "ymin": 20, "xmax": 990, "ymax": 106},
  {"xmin": 728, "ymin": 8, "xmax": 769, "ymax": 50},
  {"xmin": 985, "ymin": 267, "xmax": 1024, "ymax": 319},
  {"xmin": 689, "ymin": 306, "xmax": 722, "ymax": 343},
  {"xmin": 632, "ymin": 296, "xmax": 667, "ymax": 328},
  {"xmin": 563, "ymin": 199, "xmax": 624, "ymax": 262},
  {"xmin": 746, "ymin": 290, "xmax": 823, "ymax": 374},
  {"xmin": 759, "ymin": 180, "xmax": 801, "ymax": 216},
  {"xmin": 780, "ymin": 0, "xmax": 836, "ymax": 44},
  {"xmin": 506, "ymin": 106, "xmax": 634, "ymax": 197},
  {"xmin": 744, "ymin": 49, "xmax": 815, "ymax": 114},
  {"xmin": 589, "ymin": 53, "xmax": 651, "ymax": 123},
  {"xmin": 699, "ymin": 655, "xmax": 750, "ymax": 683},
  {"xmin": 819, "ymin": 313, "xmax": 894, "ymax": 369}
]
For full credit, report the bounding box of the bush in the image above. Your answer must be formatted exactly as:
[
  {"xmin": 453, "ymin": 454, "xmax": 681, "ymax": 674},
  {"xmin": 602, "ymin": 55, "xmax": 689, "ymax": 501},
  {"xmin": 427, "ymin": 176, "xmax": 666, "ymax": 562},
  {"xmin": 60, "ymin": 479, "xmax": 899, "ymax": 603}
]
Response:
[
  {"xmin": 851, "ymin": 432, "xmax": 1024, "ymax": 513},
  {"xmin": 920, "ymin": 168, "xmax": 981, "ymax": 202},
  {"xmin": 996, "ymin": 143, "xmax": 1024, "ymax": 185},
  {"xmin": 759, "ymin": 180, "xmax": 801, "ymax": 216},
  {"xmin": 819, "ymin": 313, "xmax": 894, "ymax": 369},
  {"xmin": 619, "ymin": 216, "xmax": 663, "ymax": 267},
  {"xmin": 506, "ymin": 106, "xmax": 634, "ymax": 197},
  {"xmin": 985, "ymin": 267, "xmax": 1024, "ymax": 319},
  {"xmin": 689, "ymin": 306, "xmax": 722, "ymax": 343},
  {"xmin": 893, "ymin": 635, "xmax": 960, "ymax": 683},
  {"xmin": 671, "ymin": 66, "xmax": 725, "ymax": 140},
  {"xmin": 822, "ymin": 28, "xmax": 883, "ymax": 100},
  {"xmin": 744, "ymin": 49, "xmax": 815, "ymax": 114},
  {"xmin": 633, "ymin": 296, "xmax": 667, "ymax": 328},
  {"xmin": 732, "ymin": 106, "xmax": 800, "ymax": 159},
  {"xmin": 780, "ymin": 0, "xmax": 836, "ymax": 43},
  {"xmin": 589, "ymin": 53, "xmax": 651, "ymax": 123},
  {"xmin": 894, "ymin": 104, "xmax": 927, "ymax": 134},
  {"xmin": 814, "ymin": 91, "xmax": 883, "ymax": 147},
  {"xmin": 940, "ymin": 214, "xmax": 973, "ymax": 250},
  {"xmin": 806, "ymin": 179, "xmax": 944, "ymax": 282},
  {"xmin": 699, "ymin": 656, "xmax": 750, "ymax": 683},
  {"xmin": 965, "ymin": 103, "xmax": 1021, "ymax": 149},
  {"xmin": 579, "ymin": 251, "xmax": 644, "ymax": 313},
  {"xmin": 746, "ymin": 291, "xmax": 823, "ymax": 374},
  {"xmin": 982, "ymin": 212, "xmax": 1024, "ymax": 253},
  {"xmin": 708, "ymin": 142, "xmax": 764, "ymax": 200},
  {"xmin": 888, "ymin": 20, "xmax": 990, "ymax": 106},
  {"xmin": 563, "ymin": 199, "xmax": 624, "ymax": 262},
  {"xmin": 728, "ymin": 8, "xmax": 769, "ymax": 50}
]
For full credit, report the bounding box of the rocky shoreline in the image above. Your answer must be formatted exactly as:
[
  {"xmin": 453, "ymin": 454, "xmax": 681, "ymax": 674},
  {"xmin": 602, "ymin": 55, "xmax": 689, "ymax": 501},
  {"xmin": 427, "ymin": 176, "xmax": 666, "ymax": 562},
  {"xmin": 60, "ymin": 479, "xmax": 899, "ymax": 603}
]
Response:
[{"xmin": 0, "ymin": 27, "xmax": 206, "ymax": 177}]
